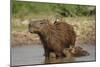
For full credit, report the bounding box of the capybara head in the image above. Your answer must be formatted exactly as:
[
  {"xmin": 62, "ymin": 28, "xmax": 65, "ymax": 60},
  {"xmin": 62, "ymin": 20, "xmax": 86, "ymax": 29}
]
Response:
[{"xmin": 29, "ymin": 19, "xmax": 51, "ymax": 33}]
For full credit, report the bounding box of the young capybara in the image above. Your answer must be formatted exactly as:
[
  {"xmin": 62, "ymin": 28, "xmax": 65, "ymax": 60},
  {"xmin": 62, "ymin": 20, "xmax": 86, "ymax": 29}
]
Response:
[
  {"xmin": 63, "ymin": 46, "xmax": 89, "ymax": 57},
  {"xmin": 28, "ymin": 19, "xmax": 76, "ymax": 58},
  {"xmin": 71, "ymin": 46, "xmax": 89, "ymax": 57}
]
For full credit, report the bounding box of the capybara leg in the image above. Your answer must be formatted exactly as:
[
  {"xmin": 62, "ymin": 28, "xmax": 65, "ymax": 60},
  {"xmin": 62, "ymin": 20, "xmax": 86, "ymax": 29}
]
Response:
[{"xmin": 44, "ymin": 49, "xmax": 50, "ymax": 57}]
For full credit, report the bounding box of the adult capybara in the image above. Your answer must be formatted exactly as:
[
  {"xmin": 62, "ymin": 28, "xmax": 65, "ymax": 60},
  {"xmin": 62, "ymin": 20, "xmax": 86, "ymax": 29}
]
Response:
[{"xmin": 28, "ymin": 19, "xmax": 76, "ymax": 58}]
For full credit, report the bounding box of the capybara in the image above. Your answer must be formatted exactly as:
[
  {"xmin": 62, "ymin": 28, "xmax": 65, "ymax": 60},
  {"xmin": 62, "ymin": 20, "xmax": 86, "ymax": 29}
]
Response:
[
  {"xmin": 28, "ymin": 19, "xmax": 76, "ymax": 58},
  {"xmin": 63, "ymin": 46, "xmax": 89, "ymax": 57},
  {"xmin": 71, "ymin": 46, "xmax": 89, "ymax": 57}
]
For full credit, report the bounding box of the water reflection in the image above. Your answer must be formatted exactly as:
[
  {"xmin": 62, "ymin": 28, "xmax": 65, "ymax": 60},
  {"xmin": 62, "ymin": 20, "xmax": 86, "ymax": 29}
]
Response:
[{"xmin": 44, "ymin": 56, "xmax": 75, "ymax": 64}]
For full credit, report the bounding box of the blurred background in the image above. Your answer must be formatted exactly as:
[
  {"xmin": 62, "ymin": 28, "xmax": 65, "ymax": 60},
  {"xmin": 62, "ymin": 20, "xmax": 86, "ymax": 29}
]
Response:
[{"xmin": 11, "ymin": 0, "xmax": 96, "ymax": 47}]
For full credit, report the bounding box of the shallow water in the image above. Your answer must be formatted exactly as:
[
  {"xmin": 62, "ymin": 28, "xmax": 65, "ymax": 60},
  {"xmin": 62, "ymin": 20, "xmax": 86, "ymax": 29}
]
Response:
[{"xmin": 11, "ymin": 44, "xmax": 96, "ymax": 66}]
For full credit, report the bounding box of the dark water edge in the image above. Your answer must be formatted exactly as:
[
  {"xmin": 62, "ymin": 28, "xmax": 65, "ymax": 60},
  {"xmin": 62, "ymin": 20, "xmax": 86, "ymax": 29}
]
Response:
[{"xmin": 11, "ymin": 44, "xmax": 96, "ymax": 66}]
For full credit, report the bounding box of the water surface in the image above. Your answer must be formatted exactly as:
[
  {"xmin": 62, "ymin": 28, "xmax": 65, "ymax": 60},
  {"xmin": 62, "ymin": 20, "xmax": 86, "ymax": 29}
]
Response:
[{"xmin": 11, "ymin": 44, "xmax": 96, "ymax": 66}]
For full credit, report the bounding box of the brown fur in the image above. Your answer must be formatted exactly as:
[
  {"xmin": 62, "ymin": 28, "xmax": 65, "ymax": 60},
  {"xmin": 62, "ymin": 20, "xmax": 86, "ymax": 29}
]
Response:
[
  {"xmin": 28, "ymin": 19, "xmax": 76, "ymax": 58},
  {"xmin": 54, "ymin": 21, "xmax": 76, "ymax": 48},
  {"xmin": 63, "ymin": 46, "xmax": 89, "ymax": 57}
]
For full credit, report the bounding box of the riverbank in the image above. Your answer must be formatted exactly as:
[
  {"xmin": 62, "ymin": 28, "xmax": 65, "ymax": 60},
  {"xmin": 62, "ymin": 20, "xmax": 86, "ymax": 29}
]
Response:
[{"xmin": 11, "ymin": 31, "xmax": 41, "ymax": 47}]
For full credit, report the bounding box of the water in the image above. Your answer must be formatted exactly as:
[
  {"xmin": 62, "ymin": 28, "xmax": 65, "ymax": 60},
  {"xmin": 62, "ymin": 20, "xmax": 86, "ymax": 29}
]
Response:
[{"xmin": 11, "ymin": 44, "xmax": 96, "ymax": 66}]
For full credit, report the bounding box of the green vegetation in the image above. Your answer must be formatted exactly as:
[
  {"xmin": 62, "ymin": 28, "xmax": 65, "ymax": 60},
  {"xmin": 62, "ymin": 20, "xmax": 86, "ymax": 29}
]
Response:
[{"xmin": 12, "ymin": 0, "xmax": 96, "ymax": 19}]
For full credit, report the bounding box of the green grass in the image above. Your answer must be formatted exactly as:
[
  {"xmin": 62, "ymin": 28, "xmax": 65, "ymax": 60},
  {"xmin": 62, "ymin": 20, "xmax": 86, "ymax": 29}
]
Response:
[{"xmin": 12, "ymin": 0, "xmax": 96, "ymax": 19}]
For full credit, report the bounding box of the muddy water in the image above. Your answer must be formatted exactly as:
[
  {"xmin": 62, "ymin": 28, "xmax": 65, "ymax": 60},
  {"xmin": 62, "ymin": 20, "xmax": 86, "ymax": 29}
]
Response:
[{"xmin": 11, "ymin": 44, "xmax": 96, "ymax": 66}]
